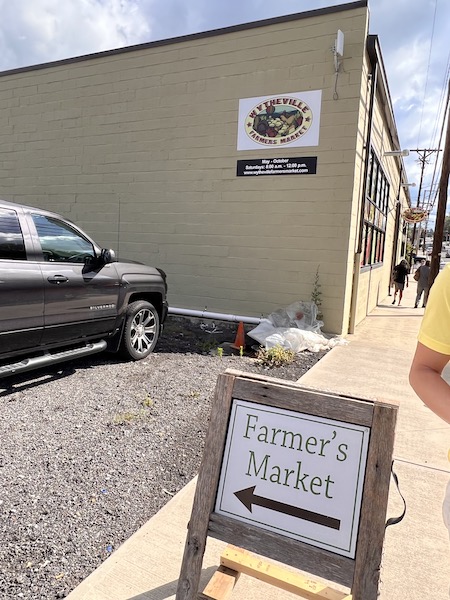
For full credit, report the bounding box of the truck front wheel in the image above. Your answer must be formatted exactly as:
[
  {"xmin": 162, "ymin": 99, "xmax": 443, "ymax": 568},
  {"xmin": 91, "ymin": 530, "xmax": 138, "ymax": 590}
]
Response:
[{"xmin": 121, "ymin": 301, "xmax": 160, "ymax": 360}]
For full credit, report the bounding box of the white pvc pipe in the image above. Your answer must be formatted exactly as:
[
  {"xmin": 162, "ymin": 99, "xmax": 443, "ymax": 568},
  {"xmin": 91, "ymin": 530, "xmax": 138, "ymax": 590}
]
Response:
[{"xmin": 168, "ymin": 306, "xmax": 263, "ymax": 325}]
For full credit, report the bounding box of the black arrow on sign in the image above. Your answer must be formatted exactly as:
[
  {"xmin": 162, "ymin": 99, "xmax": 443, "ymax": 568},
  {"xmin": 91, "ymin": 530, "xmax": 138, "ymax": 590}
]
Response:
[{"xmin": 234, "ymin": 485, "xmax": 340, "ymax": 531}]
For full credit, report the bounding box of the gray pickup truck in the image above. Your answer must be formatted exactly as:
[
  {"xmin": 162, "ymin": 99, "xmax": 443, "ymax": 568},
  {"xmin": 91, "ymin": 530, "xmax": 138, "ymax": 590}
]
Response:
[{"xmin": 0, "ymin": 199, "xmax": 168, "ymax": 378}]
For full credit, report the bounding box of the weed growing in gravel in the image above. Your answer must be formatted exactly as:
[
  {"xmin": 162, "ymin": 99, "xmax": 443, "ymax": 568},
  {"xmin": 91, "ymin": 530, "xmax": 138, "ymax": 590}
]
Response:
[
  {"xmin": 113, "ymin": 411, "xmax": 142, "ymax": 424},
  {"xmin": 199, "ymin": 339, "xmax": 218, "ymax": 354},
  {"xmin": 113, "ymin": 399, "xmax": 155, "ymax": 424},
  {"xmin": 256, "ymin": 345, "xmax": 295, "ymax": 368},
  {"xmin": 142, "ymin": 394, "xmax": 154, "ymax": 408},
  {"xmin": 217, "ymin": 347, "xmax": 223, "ymax": 358}
]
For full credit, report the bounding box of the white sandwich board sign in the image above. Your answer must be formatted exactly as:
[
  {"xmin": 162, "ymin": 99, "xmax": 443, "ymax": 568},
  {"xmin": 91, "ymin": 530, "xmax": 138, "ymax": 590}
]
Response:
[
  {"xmin": 176, "ymin": 370, "xmax": 398, "ymax": 600},
  {"xmin": 216, "ymin": 399, "xmax": 370, "ymax": 558}
]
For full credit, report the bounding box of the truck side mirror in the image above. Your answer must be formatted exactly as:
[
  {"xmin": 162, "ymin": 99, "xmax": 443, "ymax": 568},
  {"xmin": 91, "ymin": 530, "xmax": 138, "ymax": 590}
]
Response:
[{"xmin": 101, "ymin": 249, "xmax": 116, "ymax": 264}]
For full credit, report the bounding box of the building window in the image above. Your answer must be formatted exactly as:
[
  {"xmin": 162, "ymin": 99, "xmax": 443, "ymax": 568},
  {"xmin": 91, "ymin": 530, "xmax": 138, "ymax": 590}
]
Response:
[{"xmin": 361, "ymin": 149, "xmax": 389, "ymax": 267}]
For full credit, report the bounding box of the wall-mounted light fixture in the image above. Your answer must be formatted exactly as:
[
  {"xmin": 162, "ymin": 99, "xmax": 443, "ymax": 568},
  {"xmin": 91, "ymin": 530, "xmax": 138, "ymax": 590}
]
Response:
[
  {"xmin": 384, "ymin": 149, "xmax": 410, "ymax": 157},
  {"xmin": 333, "ymin": 30, "xmax": 345, "ymax": 71},
  {"xmin": 332, "ymin": 30, "xmax": 344, "ymax": 100}
]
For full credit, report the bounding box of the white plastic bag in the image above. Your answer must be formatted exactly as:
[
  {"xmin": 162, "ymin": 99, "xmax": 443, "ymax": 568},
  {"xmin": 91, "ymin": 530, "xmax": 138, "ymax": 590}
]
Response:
[
  {"xmin": 248, "ymin": 302, "xmax": 346, "ymax": 353},
  {"xmin": 268, "ymin": 301, "xmax": 324, "ymax": 333},
  {"xmin": 263, "ymin": 328, "xmax": 344, "ymax": 353}
]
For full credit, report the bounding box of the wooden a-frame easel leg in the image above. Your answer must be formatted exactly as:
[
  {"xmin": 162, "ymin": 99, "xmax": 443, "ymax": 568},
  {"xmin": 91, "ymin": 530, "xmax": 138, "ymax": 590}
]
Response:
[
  {"xmin": 199, "ymin": 545, "xmax": 352, "ymax": 600},
  {"xmin": 198, "ymin": 565, "xmax": 240, "ymax": 600}
]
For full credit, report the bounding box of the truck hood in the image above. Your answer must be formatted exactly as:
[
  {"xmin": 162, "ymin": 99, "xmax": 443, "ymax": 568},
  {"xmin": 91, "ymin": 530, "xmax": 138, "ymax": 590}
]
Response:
[{"xmin": 114, "ymin": 258, "xmax": 167, "ymax": 282}]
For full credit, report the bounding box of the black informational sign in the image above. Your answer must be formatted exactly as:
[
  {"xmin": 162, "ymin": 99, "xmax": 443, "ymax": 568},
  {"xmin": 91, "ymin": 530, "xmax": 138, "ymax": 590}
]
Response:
[{"xmin": 236, "ymin": 156, "xmax": 317, "ymax": 177}]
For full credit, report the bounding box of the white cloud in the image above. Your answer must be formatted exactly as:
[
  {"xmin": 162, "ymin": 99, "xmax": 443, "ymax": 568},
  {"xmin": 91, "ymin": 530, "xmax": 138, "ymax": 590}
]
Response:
[
  {"xmin": 0, "ymin": 0, "xmax": 151, "ymax": 71},
  {"xmin": 366, "ymin": 0, "xmax": 449, "ymax": 207}
]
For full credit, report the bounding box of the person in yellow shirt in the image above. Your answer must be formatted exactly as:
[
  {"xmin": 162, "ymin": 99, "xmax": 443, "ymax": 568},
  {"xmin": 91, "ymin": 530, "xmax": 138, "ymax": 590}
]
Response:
[
  {"xmin": 410, "ymin": 264, "xmax": 450, "ymax": 422},
  {"xmin": 410, "ymin": 264, "xmax": 450, "ymax": 537}
]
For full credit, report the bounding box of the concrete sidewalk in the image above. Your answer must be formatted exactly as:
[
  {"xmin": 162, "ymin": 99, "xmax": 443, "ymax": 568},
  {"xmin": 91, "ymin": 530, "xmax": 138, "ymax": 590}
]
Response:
[{"xmin": 68, "ymin": 285, "xmax": 450, "ymax": 600}]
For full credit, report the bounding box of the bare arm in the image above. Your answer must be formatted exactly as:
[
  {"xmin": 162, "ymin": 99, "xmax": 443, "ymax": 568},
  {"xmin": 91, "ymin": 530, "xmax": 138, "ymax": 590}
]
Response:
[{"xmin": 409, "ymin": 342, "xmax": 450, "ymax": 423}]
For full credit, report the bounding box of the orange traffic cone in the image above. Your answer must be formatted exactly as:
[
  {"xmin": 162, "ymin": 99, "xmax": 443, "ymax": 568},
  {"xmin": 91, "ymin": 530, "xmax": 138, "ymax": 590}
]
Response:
[{"xmin": 231, "ymin": 321, "xmax": 245, "ymax": 350}]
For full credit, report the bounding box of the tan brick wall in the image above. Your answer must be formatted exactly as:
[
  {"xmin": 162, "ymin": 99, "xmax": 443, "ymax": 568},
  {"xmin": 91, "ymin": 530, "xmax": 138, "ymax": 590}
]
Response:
[{"xmin": 0, "ymin": 6, "xmax": 377, "ymax": 334}]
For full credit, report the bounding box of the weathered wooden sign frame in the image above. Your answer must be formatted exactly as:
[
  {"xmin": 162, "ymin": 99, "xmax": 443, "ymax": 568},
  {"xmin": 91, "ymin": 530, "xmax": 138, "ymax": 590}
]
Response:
[{"xmin": 176, "ymin": 370, "xmax": 398, "ymax": 600}]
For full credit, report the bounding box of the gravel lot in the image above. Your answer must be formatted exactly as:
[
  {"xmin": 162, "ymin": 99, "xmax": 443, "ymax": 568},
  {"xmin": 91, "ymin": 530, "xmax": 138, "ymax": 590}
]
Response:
[{"xmin": 0, "ymin": 317, "xmax": 327, "ymax": 600}]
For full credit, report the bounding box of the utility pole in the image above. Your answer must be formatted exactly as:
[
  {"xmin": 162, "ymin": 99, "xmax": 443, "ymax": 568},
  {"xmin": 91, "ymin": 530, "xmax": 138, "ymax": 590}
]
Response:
[
  {"xmin": 429, "ymin": 79, "xmax": 450, "ymax": 287},
  {"xmin": 408, "ymin": 148, "xmax": 440, "ymax": 266}
]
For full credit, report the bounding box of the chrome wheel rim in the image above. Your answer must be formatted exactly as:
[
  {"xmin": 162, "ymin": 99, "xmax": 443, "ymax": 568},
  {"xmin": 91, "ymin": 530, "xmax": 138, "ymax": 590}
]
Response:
[{"xmin": 130, "ymin": 309, "xmax": 156, "ymax": 355}]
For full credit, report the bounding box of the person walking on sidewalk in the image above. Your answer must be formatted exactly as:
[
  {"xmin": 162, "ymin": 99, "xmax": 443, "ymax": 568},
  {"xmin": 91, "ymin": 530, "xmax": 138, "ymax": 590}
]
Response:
[
  {"xmin": 391, "ymin": 259, "xmax": 409, "ymax": 305},
  {"xmin": 414, "ymin": 259, "xmax": 431, "ymax": 308}
]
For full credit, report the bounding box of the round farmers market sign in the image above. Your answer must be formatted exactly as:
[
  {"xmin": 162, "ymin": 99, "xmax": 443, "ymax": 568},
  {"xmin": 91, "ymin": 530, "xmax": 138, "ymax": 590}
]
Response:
[
  {"xmin": 402, "ymin": 207, "xmax": 428, "ymax": 223},
  {"xmin": 245, "ymin": 97, "xmax": 313, "ymax": 146}
]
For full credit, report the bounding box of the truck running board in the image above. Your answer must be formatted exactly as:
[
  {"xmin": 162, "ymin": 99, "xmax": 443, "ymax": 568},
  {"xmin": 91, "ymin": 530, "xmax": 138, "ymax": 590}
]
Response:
[{"xmin": 0, "ymin": 340, "xmax": 107, "ymax": 379}]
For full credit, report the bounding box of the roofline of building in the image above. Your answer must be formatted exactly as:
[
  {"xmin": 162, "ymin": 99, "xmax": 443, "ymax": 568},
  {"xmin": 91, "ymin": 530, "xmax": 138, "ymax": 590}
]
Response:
[
  {"xmin": 367, "ymin": 35, "xmax": 400, "ymax": 150},
  {"xmin": 0, "ymin": 0, "xmax": 368, "ymax": 78},
  {"xmin": 367, "ymin": 35, "xmax": 411, "ymax": 202}
]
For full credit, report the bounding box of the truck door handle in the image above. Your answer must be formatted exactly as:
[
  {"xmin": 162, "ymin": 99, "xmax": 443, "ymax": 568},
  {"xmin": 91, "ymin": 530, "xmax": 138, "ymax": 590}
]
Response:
[{"xmin": 47, "ymin": 275, "xmax": 69, "ymax": 284}]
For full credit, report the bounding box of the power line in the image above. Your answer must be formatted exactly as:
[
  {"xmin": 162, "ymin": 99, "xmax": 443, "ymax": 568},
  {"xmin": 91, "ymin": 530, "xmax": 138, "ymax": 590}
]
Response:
[
  {"xmin": 429, "ymin": 78, "xmax": 450, "ymax": 287},
  {"xmin": 428, "ymin": 81, "xmax": 450, "ymax": 209},
  {"xmin": 417, "ymin": 0, "xmax": 439, "ymax": 147},
  {"xmin": 429, "ymin": 53, "xmax": 450, "ymax": 151},
  {"xmin": 407, "ymin": 148, "xmax": 441, "ymax": 264},
  {"xmin": 409, "ymin": 149, "xmax": 441, "ymax": 209}
]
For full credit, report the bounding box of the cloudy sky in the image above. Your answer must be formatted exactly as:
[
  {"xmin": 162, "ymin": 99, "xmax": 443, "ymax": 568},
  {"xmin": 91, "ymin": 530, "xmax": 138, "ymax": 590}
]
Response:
[{"xmin": 0, "ymin": 0, "xmax": 448, "ymax": 212}]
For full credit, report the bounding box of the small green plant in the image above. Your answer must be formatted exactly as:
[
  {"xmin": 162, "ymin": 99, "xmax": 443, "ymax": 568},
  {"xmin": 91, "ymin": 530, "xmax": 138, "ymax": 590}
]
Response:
[
  {"xmin": 199, "ymin": 339, "xmax": 217, "ymax": 354},
  {"xmin": 256, "ymin": 345, "xmax": 295, "ymax": 368},
  {"xmin": 217, "ymin": 347, "xmax": 223, "ymax": 358},
  {"xmin": 114, "ymin": 396, "xmax": 155, "ymax": 424},
  {"xmin": 113, "ymin": 411, "xmax": 141, "ymax": 425},
  {"xmin": 142, "ymin": 394, "xmax": 154, "ymax": 408},
  {"xmin": 311, "ymin": 265, "xmax": 323, "ymax": 319}
]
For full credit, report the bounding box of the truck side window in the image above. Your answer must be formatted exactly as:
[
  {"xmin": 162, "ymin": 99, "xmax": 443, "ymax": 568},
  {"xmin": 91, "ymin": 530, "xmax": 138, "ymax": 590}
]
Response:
[
  {"xmin": 32, "ymin": 213, "xmax": 95, "ymax": 263},
  {"xmin": 0, "ymin": 208, "xmax": 27, "ymax": 260}
]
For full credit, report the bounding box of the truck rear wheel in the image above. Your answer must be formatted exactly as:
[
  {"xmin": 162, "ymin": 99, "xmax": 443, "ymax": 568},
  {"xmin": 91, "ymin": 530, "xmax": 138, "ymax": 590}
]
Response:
[{"xmin": 121, "ymin": 301, "xmax": 160, "ymax": 360}]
